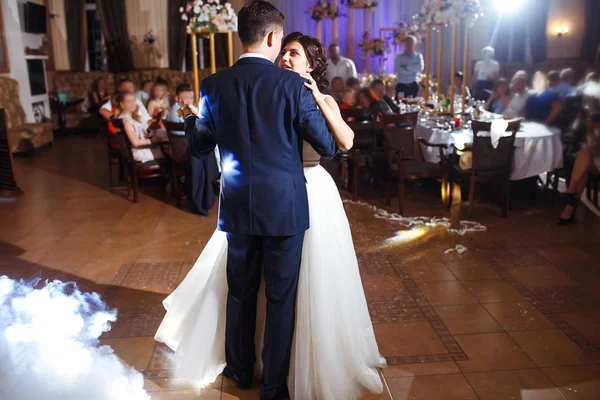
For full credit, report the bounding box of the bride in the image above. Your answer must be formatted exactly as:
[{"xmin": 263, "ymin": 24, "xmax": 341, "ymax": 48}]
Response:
[{"xmin": 155, "ymin": 32, "xmax": 386, "ymax": 400}]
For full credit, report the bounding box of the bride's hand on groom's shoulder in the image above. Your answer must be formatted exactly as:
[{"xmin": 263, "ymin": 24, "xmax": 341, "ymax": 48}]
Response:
[{"xmin": 300, "ymin": 72, "xmax": 320, "ymax": 97}]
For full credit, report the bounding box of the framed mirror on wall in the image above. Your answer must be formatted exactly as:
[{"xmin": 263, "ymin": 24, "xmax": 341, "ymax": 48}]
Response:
[{"xmin": 0, "ymin": 1, "xmax": 9, "ymax": 73}]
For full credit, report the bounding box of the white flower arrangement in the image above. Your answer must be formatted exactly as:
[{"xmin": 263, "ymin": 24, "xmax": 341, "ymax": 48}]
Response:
[
  {"xmin": 180, "ymin": 0, "xmax": 238, "ymax": 34},
  {"xmin": 413, "ymin": 0, "xmax": 482, "ymax": 28}
]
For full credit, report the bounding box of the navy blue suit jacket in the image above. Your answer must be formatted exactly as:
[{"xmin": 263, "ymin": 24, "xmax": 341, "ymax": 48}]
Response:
[{"xmin": 185, "ymin": 57, "xmax": 337, "ymax": 236}]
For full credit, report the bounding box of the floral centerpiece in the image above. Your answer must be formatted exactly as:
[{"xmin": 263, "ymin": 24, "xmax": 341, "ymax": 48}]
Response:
[
  {"xmin": 308, "ymin": 0, "xmax": 341, "ymax": 21},
  {"xmin": 346, "ymin": 0, "xmax": 378, "ymax": 10},
  {"xmin": 391, "ymin": 21, "xmax": 423, "ymax": 47},
  {"xmin": 180, "ymin": 0, "xmax": 238, "ymax": 34},
  {"xmin": 357, "ymin": 32, "xmax": 390, "ymax": 58},
  {"xmin": 413, "ymin": 0, "xmax": 482, "ymax": 28}
]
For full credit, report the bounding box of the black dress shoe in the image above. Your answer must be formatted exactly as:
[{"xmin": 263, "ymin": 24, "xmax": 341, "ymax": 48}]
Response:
[
  {"xmin": 222, "ymin": 366, "xmax": 252, "ymax": 390},
  {"xmin": 261, "ymin": 383, "xmax": 290, "ymax": 400}
]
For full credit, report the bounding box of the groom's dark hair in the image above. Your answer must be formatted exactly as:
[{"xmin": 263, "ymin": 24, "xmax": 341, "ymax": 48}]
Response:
[{"xmin": 238, "ymin": 0, "xmax": 284, "ymax": 46}]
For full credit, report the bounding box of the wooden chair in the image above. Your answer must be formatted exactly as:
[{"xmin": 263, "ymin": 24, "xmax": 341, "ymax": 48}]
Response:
[
  {"xmin": 341, "ymin": 108, "xmax": 373, "ymax": 123},
  {"xmin": 112, "ymin": 119, "xmax": 165, "ymax": 203},
  {"xmin": 447, "ymin": 118, "xmax": 522, "ymax": 218},
  {"xmin": 348, "ymin": 120, "xmax": 379, "ymax": 200},
  {"xmin": 381, "ymin": 127, "xmax": 446, "ymax": 215},
  {"xmin": 163, "ymin": 121, "xmax": 190, "ymax": 207},
  {"xmin": 101, "ymin": 120, "xmax": 124, "ymax": 190},
  {"xmin": 380, "ymin": 111, "xmax": 419, "ymax": 128}
]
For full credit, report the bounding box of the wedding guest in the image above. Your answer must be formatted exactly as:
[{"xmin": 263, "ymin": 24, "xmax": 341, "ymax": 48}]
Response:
[
  {"xmin": 326, "ymin": 44, "xmax": 357, "ymax": 85},
  {"xmin": 89, "ymin": 78, "xmax": 111, "ymax": 114},
  {"xmin": 100, "ymin": 78, "xmax": 152, "ymax": 129},
  {"xmin": 136, "ymin": 80, "xmax": 153, "ymax": 107},
  {"xmin": 394, "ymin": 35, "xmax": 424, "ymax": 99},
  {"xmin": 370, "ymin": 79, "xmax": 400, "ymax": 113},
  {"xmin": 147, "ymin": 78, "xmax": 169, "ymax": 122},
  {"xmin": 446, "ymin": 71, "xmax": 471, "ymax": 100},
  {"xmin": 524, "ymin": 71, "xmax": 562, "ymax": 125},
  {"xmin": 167, "ymin": 83, "xmax": 220, "ymax": 216},
  {"xmin": 484, "ymin": 79, "xmax": 511, "ymax": 114},
  {"xmin": 557, "ymin": 110, "xmax": 600, "ymax": 225},
  {"xmin": 167, "ymin": 83, "xmax": 195, "ymax": 135},
  {"xmin": 504, "ymin": 70, "xmax": 529, "ymax": 117},
  {"xmin": 555, "ymin": 68, "xmax": 576, "ymax": 100},
  {"xmin": 339, "ymin": 88, "xmax": 356, "ymax": 110},
  {"xmin": 471, "ymin": 46, "xmax": 500, "ymax": 101},
  {"xmin": 329, "ymin": 76, "xmax": 345, "ymax": 103},
  {"xmin": 357, "ymin": 87, "xmax": 393, "ymax": 121},
  {"xmin": 116, "ymin": 91, "xmax": 163, "ymax": 163},
  {"xmin": 346, "ymin": 76, "xmax": 361, "ymax": 93}
]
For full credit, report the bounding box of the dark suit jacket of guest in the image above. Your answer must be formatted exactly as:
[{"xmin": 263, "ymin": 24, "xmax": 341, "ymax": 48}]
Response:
[{"xmin": 185, "ymin": 56, "xmax": 338, "ymax": 236}]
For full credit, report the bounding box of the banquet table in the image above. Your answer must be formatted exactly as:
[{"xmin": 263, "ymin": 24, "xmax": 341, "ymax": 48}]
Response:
[{"xmin": 417, "ymin": 121, "xmax": 563, "ymax": 181}]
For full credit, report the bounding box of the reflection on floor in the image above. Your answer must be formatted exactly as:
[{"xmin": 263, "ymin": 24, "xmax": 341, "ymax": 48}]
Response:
[{"xmin": 2, "ymin": 135, "xmax": 600, "ymax": 399}]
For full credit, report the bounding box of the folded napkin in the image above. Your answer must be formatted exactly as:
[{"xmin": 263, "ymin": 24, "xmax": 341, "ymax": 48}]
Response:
[{"xmin": 490, "ymin": 119, "xmax": 509, "ymax": 149}]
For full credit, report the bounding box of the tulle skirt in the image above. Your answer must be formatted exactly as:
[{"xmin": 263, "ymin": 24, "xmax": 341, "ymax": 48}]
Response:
[{"xmin": 155, "ymin": 165, "xmax": 386, "ymax": 399}]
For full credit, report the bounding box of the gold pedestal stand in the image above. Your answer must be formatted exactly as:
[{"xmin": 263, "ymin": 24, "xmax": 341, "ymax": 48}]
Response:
[{"xmin": 189, "ymin": 30, "xmax": 234, "ymax": 103}]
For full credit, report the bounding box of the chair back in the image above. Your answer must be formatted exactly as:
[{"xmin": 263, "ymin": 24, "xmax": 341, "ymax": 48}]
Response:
[
  {"xmin": 348, "ymin": 120, "xmax": 377, "ymax": 149},
  {"xmin": 102, "ymin": 120, "xmax": 120, "ymax": 152},
  {"xmin": 380, "ymin": 111, "xmax": 419, "ymax": 128},
  {"xmin": 383, "ymin": 127, "xmax": 415, "ymax": 163},
  {"xmin": 341, "ymin": 108, "xmax": 373, "ymax": 123},
  {"xmin": 164, "ymin": 121, "xmax": 190, "ymax": 166},
  {"xmin": 556, "ymin": 95, "xmax": 583, "ymax": 132},
  {"xmin": 470, "ymin": 118, "xmax": 522, "ymax": 175},
  {"xmin": 112, "ymin": 119, "xmax": 135, "ymax": 165}
]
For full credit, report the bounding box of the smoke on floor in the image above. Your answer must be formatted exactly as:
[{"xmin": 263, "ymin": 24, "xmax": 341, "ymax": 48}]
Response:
[{"xmin": 0, "ymin": 276, "xmax": 149, "ymax": 400}]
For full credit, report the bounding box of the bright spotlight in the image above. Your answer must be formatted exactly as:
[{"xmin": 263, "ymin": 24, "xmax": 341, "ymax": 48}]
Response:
[{"xmin": 495, "ymin": 0, "xmax": 522, "ymax": 13}]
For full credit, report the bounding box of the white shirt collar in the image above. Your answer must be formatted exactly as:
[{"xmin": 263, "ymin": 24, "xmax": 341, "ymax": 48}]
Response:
[{"xmin": 239, "ymin": 53, "xmax": 272, "ymax": 61}]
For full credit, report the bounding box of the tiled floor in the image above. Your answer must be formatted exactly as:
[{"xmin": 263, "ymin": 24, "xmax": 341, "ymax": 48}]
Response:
[{"xmin": 2, "ymin": 135, "xmax": 600, "ymax": 399}]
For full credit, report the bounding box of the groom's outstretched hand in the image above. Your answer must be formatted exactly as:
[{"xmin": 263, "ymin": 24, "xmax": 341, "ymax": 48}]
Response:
[{"xmin": 176, "ymin": 102, "xmax": 200, "ymax": 119}]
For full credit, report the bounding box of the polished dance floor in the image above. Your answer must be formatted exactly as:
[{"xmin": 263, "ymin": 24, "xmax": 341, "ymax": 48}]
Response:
[{"xmin": 2, "ymin": 135, "xmax": 600, "ymax": 399}]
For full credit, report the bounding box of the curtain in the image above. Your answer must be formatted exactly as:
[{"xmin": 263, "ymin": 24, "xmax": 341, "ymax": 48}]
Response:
[
  {"xmin": 97, "ymin": 0, "xmax": 134, "ymax": 73},
  {"xmin": 125, "ymin": 0, "xmax": 169, "ymax": 69},
  {"xmin": 581, "ymin": 0, "xmax": 600, "ymax": 62},
  {"xmin": 47, "ymin": 0, "xmax": 70, "ymax": 71},
  {"xmin": 527, "ymin": 0, "xmax": 549, "ymax": 63},
  {"xmin": 168, "ymin": 0, "xmax": 187, "ymax": 70},
  {"xmin": 64, "ymin": 0, "xmax": 87, "ymax": 72}
]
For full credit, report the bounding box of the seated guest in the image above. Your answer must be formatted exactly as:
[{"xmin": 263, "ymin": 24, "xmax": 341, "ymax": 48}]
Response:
[
  {"xmin": 100, "ymin": 78, "xmax": 152, "ymax": 129},
  {"xmin": 446, "ymin": 71, "xmax": 471, "ymax": 100},
  {"xmin": 577, "ymin": 72, "xmax": 599, "ymax": 97},
  {"xmin": 167, "ymin": 83, "xmax": 195, "ymax": 135},
  {"xmin": 136, "ymin": 80, "xmax": 153, "ymax": 107},
  {"xmin": 166, "ymin": 83, "xmax": 220, "ymax": 216},
  {"xmin": 557, "ymin": 110, "xmax": 600, "ymax": 225},
  {"xmin": 395, "ymin": 35, "xmax": 424, "ymax": 99},
  {"xmin": 339, "ymin": 88, "xmax": 356, "ymax": 110},
  {"xmin": 357, "ymin": 87, "xmax": 393, "ymax": 121},
  {"xmin": 371, "ymin": 79, "xmax": 400, "ymax": 113},
  {"xmin": 484, "ymin": 79, "xmax": 511, "ymax": 114},
  {"xmin": 89, "ymin": 77, "xmax": 111, "ymax": 114},
  {"xmin": 346, "ymin": 77, "xmax": 361, "ymax": 93},
  {"xmin": 504, "ymin": 70, "xmax": 528, "ymax": 117},
  {"xmin": 326, "ymin": 44, "xmax": 357, "ymax": 85},
  {"xmin": 555, "ymin": 68, "xmax": 576, "ymax": 100},
  {"xmin": 116, "ymin": 91, "xmax": 163, "ymax": 163},
  {"xmin": 147, "ymin": 78, "xmax": 169, "ymax": 122},
  {"xmin": 471, "ymin": 46, "xmax": 500, "ymax": 101},
  {"xmin": 329, "ymin": 76, "xmax": 345, "ymax": 103},
  {"xmin": 525, "ymin": 71, "xmax": 562, "ymax": 125}
]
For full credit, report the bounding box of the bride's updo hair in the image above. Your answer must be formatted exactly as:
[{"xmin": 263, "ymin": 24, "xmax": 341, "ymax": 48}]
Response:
[{"xmin": 282, "ymin": 32, "xmax": 329, "ymax": 93}]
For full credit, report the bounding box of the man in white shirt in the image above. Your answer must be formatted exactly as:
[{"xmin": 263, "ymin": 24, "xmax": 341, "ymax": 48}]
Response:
[
  {"xmin": 99, "ymin": 78, "xmax": 152, "ymax": 129},
  {"xmin": 136, "ymin": 80, "xmax": 153, "ymax": 107},
  {"xmin": 471, "ymin": 46, "xmax": 500, "ymax": 101},
  {"xmin": 504, "ymin": 70, "xmax": 528, "ymax": 117},
  {"xmin": 394, "ymin": 35, "xmax": 424, "ymax": 99},
  {"xmin": 326, "ymin": 44, "xmax": 357, "ymax": 88}
]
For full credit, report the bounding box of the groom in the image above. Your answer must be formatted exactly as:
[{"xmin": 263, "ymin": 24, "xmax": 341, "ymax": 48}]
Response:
[{"xmin": 182, "ymin": 1, "xmax": 337, "ymax": 399}]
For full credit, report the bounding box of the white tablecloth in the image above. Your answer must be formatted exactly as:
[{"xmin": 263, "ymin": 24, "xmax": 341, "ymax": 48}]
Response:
[{"xmin": 417, "ymin": 121, "xmax": 564, "ymax": 181}]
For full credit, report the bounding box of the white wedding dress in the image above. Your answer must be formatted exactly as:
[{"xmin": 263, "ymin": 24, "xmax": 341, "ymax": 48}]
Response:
[{"xmin": 155, "ymin": 141, "xmax": 386, "ymax": 400}]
